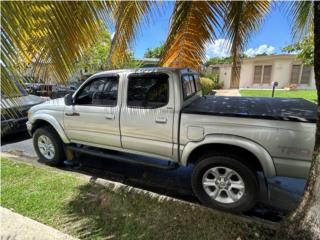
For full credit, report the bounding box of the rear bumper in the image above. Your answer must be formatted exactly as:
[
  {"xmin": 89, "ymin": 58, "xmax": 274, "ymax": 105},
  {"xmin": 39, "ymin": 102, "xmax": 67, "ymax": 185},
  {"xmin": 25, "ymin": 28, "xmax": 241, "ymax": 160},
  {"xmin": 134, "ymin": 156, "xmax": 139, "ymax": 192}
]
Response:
[
  {"xmin": 273, "ymin": 157, "xmax": 311, "ymax": 179},
  {"xmin": 1, "ymin": 117, "xmax": 28, "ymax": 136}
]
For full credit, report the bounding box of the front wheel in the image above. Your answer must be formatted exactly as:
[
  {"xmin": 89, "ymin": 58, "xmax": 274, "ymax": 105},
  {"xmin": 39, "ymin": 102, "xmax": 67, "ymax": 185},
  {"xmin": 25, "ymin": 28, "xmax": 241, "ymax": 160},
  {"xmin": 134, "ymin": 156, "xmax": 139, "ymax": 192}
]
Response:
[
  {"xmin": 191, "ymin": 155, "xmax": 259, "ymax": 213},
  {"xmin": 33, "ymin": 126, "xmax": 65, "ymax": 166}
]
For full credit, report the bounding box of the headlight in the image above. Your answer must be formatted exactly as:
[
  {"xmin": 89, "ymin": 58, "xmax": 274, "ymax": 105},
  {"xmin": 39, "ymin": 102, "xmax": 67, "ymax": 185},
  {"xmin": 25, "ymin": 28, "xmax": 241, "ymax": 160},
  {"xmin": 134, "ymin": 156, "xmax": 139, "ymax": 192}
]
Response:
[{"xmin": 27, "ymin": 111, "xmax": 32, "ymax": 119}]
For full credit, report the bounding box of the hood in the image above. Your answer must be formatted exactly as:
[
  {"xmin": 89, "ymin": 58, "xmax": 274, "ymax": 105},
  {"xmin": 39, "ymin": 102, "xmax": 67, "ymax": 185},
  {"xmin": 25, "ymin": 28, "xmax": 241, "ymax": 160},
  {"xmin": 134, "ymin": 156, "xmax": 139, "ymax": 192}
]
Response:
[
  {"xmin": 182, "ymin": 96, "xmax": 317, "ymax": 123},
  {"xmin": 1, "ymin": 94, "xmax": 45, "ymax": 110},
  {"xmin": 28, "ymin": 97, "xmax": 65, "ymax": 113}
]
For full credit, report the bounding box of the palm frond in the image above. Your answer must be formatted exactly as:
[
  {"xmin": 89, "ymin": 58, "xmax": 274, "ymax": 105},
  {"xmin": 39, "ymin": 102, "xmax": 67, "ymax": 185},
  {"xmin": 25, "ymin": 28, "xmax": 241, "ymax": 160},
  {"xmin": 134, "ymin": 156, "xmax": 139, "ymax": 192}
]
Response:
[
  {"xmin": 286, "ymin": 1, "xmax": 313, "ymax": 39},
  {"xmin": 159, "ymin": 1, "xmax": 225, "ymax": 70},
  {"xmin": 1, "ymin": 1, "xmax": 111, "ymax": 101},
  {"xmin": 223, "ymin": 1, "xmax": 271, "ymax": 87},
  {"xmin": 108, "ymin": 1, "xmax": 161, "ymax": 66}
]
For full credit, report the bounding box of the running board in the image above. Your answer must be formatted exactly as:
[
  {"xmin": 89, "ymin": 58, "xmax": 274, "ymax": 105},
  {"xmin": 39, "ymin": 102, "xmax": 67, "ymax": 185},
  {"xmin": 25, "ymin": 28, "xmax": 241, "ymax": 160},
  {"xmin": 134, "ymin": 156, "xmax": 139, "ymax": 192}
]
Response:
[{"xmin": 67, "ymin": 145, "xmax": 178, "ymax": 170}]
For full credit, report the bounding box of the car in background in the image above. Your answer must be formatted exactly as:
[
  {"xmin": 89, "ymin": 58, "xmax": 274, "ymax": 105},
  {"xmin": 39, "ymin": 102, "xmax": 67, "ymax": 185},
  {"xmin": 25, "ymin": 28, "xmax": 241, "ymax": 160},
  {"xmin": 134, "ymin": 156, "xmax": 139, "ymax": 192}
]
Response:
[
  {"xmin": 26, "ymin": 83, "xmax": 77, "ymax": 99},
  {"xmin": 1, "ymin": 91, "xmax": 45, "ymax": 137}
]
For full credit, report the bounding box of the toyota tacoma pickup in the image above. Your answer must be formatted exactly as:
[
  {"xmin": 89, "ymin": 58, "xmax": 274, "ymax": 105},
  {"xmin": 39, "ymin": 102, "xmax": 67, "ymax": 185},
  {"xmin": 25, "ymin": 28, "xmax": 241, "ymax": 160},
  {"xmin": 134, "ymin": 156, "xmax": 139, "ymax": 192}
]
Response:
[{"xmin": 27, "ymin": 67, "xmax": 316, "ymax": 212}]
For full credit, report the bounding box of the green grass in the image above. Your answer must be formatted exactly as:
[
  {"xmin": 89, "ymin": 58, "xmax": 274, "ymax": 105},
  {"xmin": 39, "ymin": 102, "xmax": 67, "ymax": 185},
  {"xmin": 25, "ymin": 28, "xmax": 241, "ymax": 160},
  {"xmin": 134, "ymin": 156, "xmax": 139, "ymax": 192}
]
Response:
[
  {"xmin": 240, "ymin": 89, "xmax": 317, "ymax": 103},
  {"xmin": 1, "ymin": 157, "xmax": 275, "ymax": 240}
]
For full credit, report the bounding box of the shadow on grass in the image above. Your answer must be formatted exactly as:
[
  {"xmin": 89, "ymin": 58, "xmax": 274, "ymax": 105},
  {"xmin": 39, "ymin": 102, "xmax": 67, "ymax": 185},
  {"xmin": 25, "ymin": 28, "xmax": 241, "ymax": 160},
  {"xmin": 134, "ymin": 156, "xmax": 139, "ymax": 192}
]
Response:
[{"xmin": 65, "ymin": 182, "xmax": 276, "ymax": 240}]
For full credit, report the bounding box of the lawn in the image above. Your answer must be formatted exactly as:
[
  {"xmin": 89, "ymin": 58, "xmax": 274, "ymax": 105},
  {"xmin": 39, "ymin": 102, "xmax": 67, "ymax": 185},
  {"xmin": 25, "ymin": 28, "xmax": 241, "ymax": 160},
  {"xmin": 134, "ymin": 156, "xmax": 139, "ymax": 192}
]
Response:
[
  {"xmin": 1, "ymin": 157, "xmax": 276, "ymax": 240},
  {"xmin": 240, "ymin": 89, "xmax": 317, "ymax": 103}
]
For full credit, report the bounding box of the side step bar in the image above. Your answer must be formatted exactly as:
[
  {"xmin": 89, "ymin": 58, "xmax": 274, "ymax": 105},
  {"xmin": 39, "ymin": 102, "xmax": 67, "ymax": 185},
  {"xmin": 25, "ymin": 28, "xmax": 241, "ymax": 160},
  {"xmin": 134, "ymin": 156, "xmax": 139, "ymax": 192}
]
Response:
[{"xmin": 67, "ymin": 145, "xmax": 178, "ymax": 170}]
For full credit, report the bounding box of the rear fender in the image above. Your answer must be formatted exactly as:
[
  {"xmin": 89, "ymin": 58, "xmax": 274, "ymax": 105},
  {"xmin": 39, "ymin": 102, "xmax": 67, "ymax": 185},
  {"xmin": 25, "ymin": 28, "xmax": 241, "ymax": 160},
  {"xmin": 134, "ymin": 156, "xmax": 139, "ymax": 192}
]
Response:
[{"xmin": 181, "ymin": 134, "xmax": 276, "ymax": 177}]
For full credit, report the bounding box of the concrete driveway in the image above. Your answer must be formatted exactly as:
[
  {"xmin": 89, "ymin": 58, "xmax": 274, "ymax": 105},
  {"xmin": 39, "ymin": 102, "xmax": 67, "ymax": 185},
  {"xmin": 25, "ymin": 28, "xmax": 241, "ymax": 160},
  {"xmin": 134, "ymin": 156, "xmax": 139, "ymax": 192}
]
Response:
[
  {"xmin": 214, "ymin": 89, "xmax": 241, "ymax": 96},
  {"xmin": 1, "ymin": 132, "xmax": 306, "ymax": 222}
]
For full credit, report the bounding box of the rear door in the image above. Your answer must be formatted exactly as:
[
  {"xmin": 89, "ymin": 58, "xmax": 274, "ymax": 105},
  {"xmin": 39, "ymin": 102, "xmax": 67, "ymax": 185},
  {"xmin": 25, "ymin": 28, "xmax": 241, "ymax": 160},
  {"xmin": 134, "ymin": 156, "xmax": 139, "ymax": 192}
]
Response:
[
  {"xmin": 64, "ymin": 76, "xmax": 121, "ymax": 148},
  {"xmin": 120, "ymin": 72, "xmax": 174, "ymax": 158}
]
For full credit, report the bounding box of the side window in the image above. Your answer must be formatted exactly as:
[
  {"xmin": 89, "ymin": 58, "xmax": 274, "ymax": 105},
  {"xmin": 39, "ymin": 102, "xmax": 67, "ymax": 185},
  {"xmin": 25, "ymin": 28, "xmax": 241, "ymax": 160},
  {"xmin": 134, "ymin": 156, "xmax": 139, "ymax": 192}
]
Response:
[
  {"xmin": 127, "ymin": 74, "xmax": 169, "ymax": 109},
  {"xmin": 182, "ymin": 75, "xmax": 196, "ymax": 99},
  {"xmin": 76, "ymin": 77, "xmax": 118, "ymax": 106}
]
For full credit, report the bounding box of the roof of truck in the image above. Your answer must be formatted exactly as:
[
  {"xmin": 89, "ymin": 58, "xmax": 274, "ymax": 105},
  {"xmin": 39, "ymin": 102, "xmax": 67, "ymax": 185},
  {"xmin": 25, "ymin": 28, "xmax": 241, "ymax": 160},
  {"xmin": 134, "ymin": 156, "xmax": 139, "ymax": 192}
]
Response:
[{"xmin": 90, "ymin": 67, "xmax": 198, "ymax": 78}]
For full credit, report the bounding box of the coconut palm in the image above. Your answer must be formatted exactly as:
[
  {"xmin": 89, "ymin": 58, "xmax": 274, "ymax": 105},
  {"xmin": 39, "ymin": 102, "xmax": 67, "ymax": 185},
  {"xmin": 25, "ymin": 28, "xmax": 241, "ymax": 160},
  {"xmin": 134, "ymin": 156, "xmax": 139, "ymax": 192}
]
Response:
[
  {"xmin": 1, "ymin": 1, "xmax": 115, "ymax": 98},
  {"xmin": 1, "ymin": 1, "xmax": 319, "ymax": 238}
]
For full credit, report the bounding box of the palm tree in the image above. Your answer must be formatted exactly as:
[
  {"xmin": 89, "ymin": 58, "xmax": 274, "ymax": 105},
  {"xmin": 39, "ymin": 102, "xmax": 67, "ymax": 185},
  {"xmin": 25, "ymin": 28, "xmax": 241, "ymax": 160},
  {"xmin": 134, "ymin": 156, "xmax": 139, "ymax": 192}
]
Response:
[
  {"xmin": 277, "ymin": 2, "xmax": 320, "ymax": 239},
  {"xmin": 1, "ymin": 1, "xmax": 319, "ymax": 238}
]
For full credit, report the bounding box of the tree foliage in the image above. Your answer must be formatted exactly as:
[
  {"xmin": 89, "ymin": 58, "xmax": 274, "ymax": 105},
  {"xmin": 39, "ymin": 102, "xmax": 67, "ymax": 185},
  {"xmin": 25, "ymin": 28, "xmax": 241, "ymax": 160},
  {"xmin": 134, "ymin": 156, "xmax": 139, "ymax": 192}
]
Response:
[
  {"xmin": 205, "ymin": 57, "xmax": 232, "ymax": 67},
  {"xmin": 75, "ymin": 28, "xmax": 111, "ymax": 73},
  {"xmin": 283, "ymin": 32, "xmax": 314, "ymax": 65},
  {"xmin": 144, "ymin": 44, "xmax": 164, "ymax": 58}
]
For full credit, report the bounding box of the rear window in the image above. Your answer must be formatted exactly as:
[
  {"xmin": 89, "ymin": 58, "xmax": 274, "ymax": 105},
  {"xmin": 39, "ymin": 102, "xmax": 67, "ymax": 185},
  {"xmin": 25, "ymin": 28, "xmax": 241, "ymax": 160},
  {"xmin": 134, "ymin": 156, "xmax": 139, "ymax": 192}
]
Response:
[{"xmin": 182, "ymin": 74, "xmax": 201, "ymax": 99}]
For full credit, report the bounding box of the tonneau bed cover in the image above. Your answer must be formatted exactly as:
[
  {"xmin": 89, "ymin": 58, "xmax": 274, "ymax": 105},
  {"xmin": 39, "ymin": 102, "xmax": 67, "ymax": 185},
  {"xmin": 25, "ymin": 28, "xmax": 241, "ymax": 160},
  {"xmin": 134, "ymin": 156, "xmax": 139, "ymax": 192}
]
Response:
[{"xmin": 182, "ymin": 96, "xmax": 317, "ymax": 123}]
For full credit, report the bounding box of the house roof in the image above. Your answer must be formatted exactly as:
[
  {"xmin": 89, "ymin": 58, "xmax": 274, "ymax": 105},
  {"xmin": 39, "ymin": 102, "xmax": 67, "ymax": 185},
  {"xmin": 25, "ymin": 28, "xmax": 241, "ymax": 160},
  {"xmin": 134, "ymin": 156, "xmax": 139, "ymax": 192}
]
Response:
[
  {"xmin": 208, "ymin": 54, "xmax": 299, "ymax": 68},
  {"xmin": 242, "ymin": 54, "xmax": 297, "ymax": 62}
]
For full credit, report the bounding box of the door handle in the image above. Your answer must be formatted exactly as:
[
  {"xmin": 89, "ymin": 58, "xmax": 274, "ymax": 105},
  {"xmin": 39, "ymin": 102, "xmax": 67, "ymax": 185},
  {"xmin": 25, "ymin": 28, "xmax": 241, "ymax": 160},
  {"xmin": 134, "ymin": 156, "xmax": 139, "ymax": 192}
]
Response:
[
  {"xmin": 65, "ymin": 112, "xmax": 80, "ymax": 116},
  {"xmin": 155, "ymin": 117, "xmax": 167, "ymax": 124},
  {"xmin": 105, "ymin": 113, "xmax": 115, "ymax": 120}
]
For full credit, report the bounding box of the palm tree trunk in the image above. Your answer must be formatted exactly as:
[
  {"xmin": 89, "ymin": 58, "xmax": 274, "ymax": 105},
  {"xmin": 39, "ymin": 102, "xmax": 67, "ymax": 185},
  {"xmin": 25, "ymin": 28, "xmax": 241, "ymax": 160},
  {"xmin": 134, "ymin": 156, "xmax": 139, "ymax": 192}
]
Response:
[{"xmin": 276, "ymin": 2, "xmax": 320, "ymax": 240}]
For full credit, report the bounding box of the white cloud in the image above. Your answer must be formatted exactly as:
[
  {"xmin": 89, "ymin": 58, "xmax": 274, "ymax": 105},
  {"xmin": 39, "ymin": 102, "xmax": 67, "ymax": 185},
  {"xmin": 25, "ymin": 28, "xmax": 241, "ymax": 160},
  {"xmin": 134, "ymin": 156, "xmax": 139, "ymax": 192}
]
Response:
[
  {"xmin": 205, "ymin": 40, "xmax": 276, "ymax": 59},
  {"xmin": 205, "ymin": 39, "xmax": 231, "ymax": 58},
  {"xmin": 244, "ymin": 44, "xmax": 275, "ymax": 57}
]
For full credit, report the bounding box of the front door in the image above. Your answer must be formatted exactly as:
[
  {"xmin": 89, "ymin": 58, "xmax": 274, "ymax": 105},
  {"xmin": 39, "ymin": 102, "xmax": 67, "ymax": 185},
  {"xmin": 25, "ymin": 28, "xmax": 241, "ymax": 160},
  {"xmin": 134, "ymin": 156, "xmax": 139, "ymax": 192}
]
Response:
[
  {"xmin": 120, "ymin": 73, "xmax": 174, "ymax": 158},
  {"xmin": 64, "ymin": 76, "xmax": 121, "ymax": 148}
]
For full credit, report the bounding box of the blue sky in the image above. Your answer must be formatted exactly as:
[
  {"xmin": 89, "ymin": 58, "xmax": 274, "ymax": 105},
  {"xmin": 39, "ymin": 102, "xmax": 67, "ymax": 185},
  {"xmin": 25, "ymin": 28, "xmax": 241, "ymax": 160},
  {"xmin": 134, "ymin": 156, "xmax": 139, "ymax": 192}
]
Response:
[{"xmin": 125, "ymin": 3, "xmax": 294, "ymax": 59}]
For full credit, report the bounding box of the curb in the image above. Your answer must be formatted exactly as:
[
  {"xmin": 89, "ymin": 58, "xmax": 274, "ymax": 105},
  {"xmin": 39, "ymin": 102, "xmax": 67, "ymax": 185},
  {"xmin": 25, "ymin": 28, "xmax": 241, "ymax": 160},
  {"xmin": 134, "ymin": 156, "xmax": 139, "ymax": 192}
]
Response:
[{"xmin": 1, "ymin": 207, "xmax": 79, "ymax": 240}]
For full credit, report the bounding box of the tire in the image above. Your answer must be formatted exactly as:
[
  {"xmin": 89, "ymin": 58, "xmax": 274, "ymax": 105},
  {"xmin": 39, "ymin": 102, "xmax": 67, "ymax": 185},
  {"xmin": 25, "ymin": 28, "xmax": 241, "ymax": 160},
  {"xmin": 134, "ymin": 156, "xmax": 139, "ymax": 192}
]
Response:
[
  {"xmin": 191, "ymin": 154, "xmax": 259, "ymax": 213},
  {"xmin": 33, "ymin": 126, "xmax": 65, "ymax": 166}
]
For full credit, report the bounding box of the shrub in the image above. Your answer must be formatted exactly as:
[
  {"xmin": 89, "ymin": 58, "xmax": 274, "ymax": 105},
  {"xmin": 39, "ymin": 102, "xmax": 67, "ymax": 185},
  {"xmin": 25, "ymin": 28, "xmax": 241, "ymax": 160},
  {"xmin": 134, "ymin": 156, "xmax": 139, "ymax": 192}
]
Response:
[
  {"xmin": 205, "ymin": 72, "xmax": 224, "ymax": 89},
  {"xmin": 200, "ymin": 74, "xmax": 224, "ymax": 95},
  {"xmin": 200, "ymin": 77, "xmax": 214, "ymax": 95}
]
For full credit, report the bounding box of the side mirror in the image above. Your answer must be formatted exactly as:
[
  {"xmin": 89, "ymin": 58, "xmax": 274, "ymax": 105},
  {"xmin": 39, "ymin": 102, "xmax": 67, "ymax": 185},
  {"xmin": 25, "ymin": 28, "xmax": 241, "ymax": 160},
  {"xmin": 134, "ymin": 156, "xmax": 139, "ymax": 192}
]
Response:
[{"xmin": 64, "ymin": 93, "xmax": 75, "ymax": 106}]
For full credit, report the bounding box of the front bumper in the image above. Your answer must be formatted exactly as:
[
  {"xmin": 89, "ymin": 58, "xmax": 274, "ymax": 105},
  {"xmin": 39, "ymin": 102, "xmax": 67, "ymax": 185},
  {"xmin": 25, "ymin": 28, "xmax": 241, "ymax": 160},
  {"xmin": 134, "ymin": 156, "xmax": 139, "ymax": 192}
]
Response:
[{"xmin": 1, "ymin": 117, "xmax": 29, "ymax": 136}]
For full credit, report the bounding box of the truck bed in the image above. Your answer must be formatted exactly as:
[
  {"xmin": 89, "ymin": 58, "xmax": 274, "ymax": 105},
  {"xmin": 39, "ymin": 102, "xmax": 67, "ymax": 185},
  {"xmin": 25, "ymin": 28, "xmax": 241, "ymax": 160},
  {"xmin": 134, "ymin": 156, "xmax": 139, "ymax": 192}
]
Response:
[{"xmin": 182, "ymin": 96, "xmax": 317, "ymax": 123}]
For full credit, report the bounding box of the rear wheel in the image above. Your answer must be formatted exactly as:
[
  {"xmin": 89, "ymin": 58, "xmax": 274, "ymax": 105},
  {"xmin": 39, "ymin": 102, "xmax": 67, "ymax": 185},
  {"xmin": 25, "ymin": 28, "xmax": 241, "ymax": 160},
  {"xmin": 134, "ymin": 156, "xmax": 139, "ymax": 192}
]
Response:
[
  {"xmin": 33, "ymin": 126, "xmax": 65, "ymax": 166},
  {"xmin": 191, "ymin": 154, "xmax": 259, "ymax": 213}
]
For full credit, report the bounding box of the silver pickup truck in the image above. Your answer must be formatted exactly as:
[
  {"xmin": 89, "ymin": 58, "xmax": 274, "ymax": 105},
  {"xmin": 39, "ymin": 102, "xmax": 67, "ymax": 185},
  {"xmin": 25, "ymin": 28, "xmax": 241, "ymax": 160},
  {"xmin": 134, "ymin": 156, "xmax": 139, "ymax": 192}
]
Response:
[{"xmin": 27, "ymin": 67, "xmax": 316, "ymax": 212}]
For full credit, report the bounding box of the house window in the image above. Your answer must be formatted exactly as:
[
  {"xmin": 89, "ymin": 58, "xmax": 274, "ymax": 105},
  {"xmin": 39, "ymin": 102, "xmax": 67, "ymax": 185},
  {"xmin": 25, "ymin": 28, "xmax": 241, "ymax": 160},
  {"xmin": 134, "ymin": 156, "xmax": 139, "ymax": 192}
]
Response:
[
  {"xmin": 262, "ymin": 65, "xmax": 272, "ymax": 83},
  {"xmin": 301, "ymin": 66, "xmax": 312, "ymax": 84},
  {"xmin": 291, "ymin": 65, "xmax": 301, "ymax": 84},
  {"xmin": 253, "ymin": 66, "xmax": 262, "ymax": 83},
  {"xmin": 290, "ymin": 65, "xmax": 312, "ymax": 84},
  {"xmin": 211, "ymin": 67, "xmax": 219, "ymax": 74},
  {"xmin": 253, "ymin": 65, "xmax": 272, "ymax": 84}
]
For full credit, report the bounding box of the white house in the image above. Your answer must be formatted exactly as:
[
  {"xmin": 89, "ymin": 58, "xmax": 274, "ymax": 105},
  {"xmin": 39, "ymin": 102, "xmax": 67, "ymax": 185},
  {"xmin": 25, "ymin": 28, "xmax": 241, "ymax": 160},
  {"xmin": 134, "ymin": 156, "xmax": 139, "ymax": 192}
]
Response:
[{"xmin": 207, "ymin": 54, "xmax": 315, "ymax": 89}]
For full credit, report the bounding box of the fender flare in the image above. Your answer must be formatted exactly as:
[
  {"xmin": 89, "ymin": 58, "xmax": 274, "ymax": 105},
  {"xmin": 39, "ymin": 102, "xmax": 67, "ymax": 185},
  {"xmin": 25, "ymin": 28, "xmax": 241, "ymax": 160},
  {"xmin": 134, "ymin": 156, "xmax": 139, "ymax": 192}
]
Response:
[
  {"xmin": 29, "ymin": 114, "xmax": 70, "ymax": 144},
  {"xmin": 181, "ymin": 134, "xmax": 276, "ymax": 178}
]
